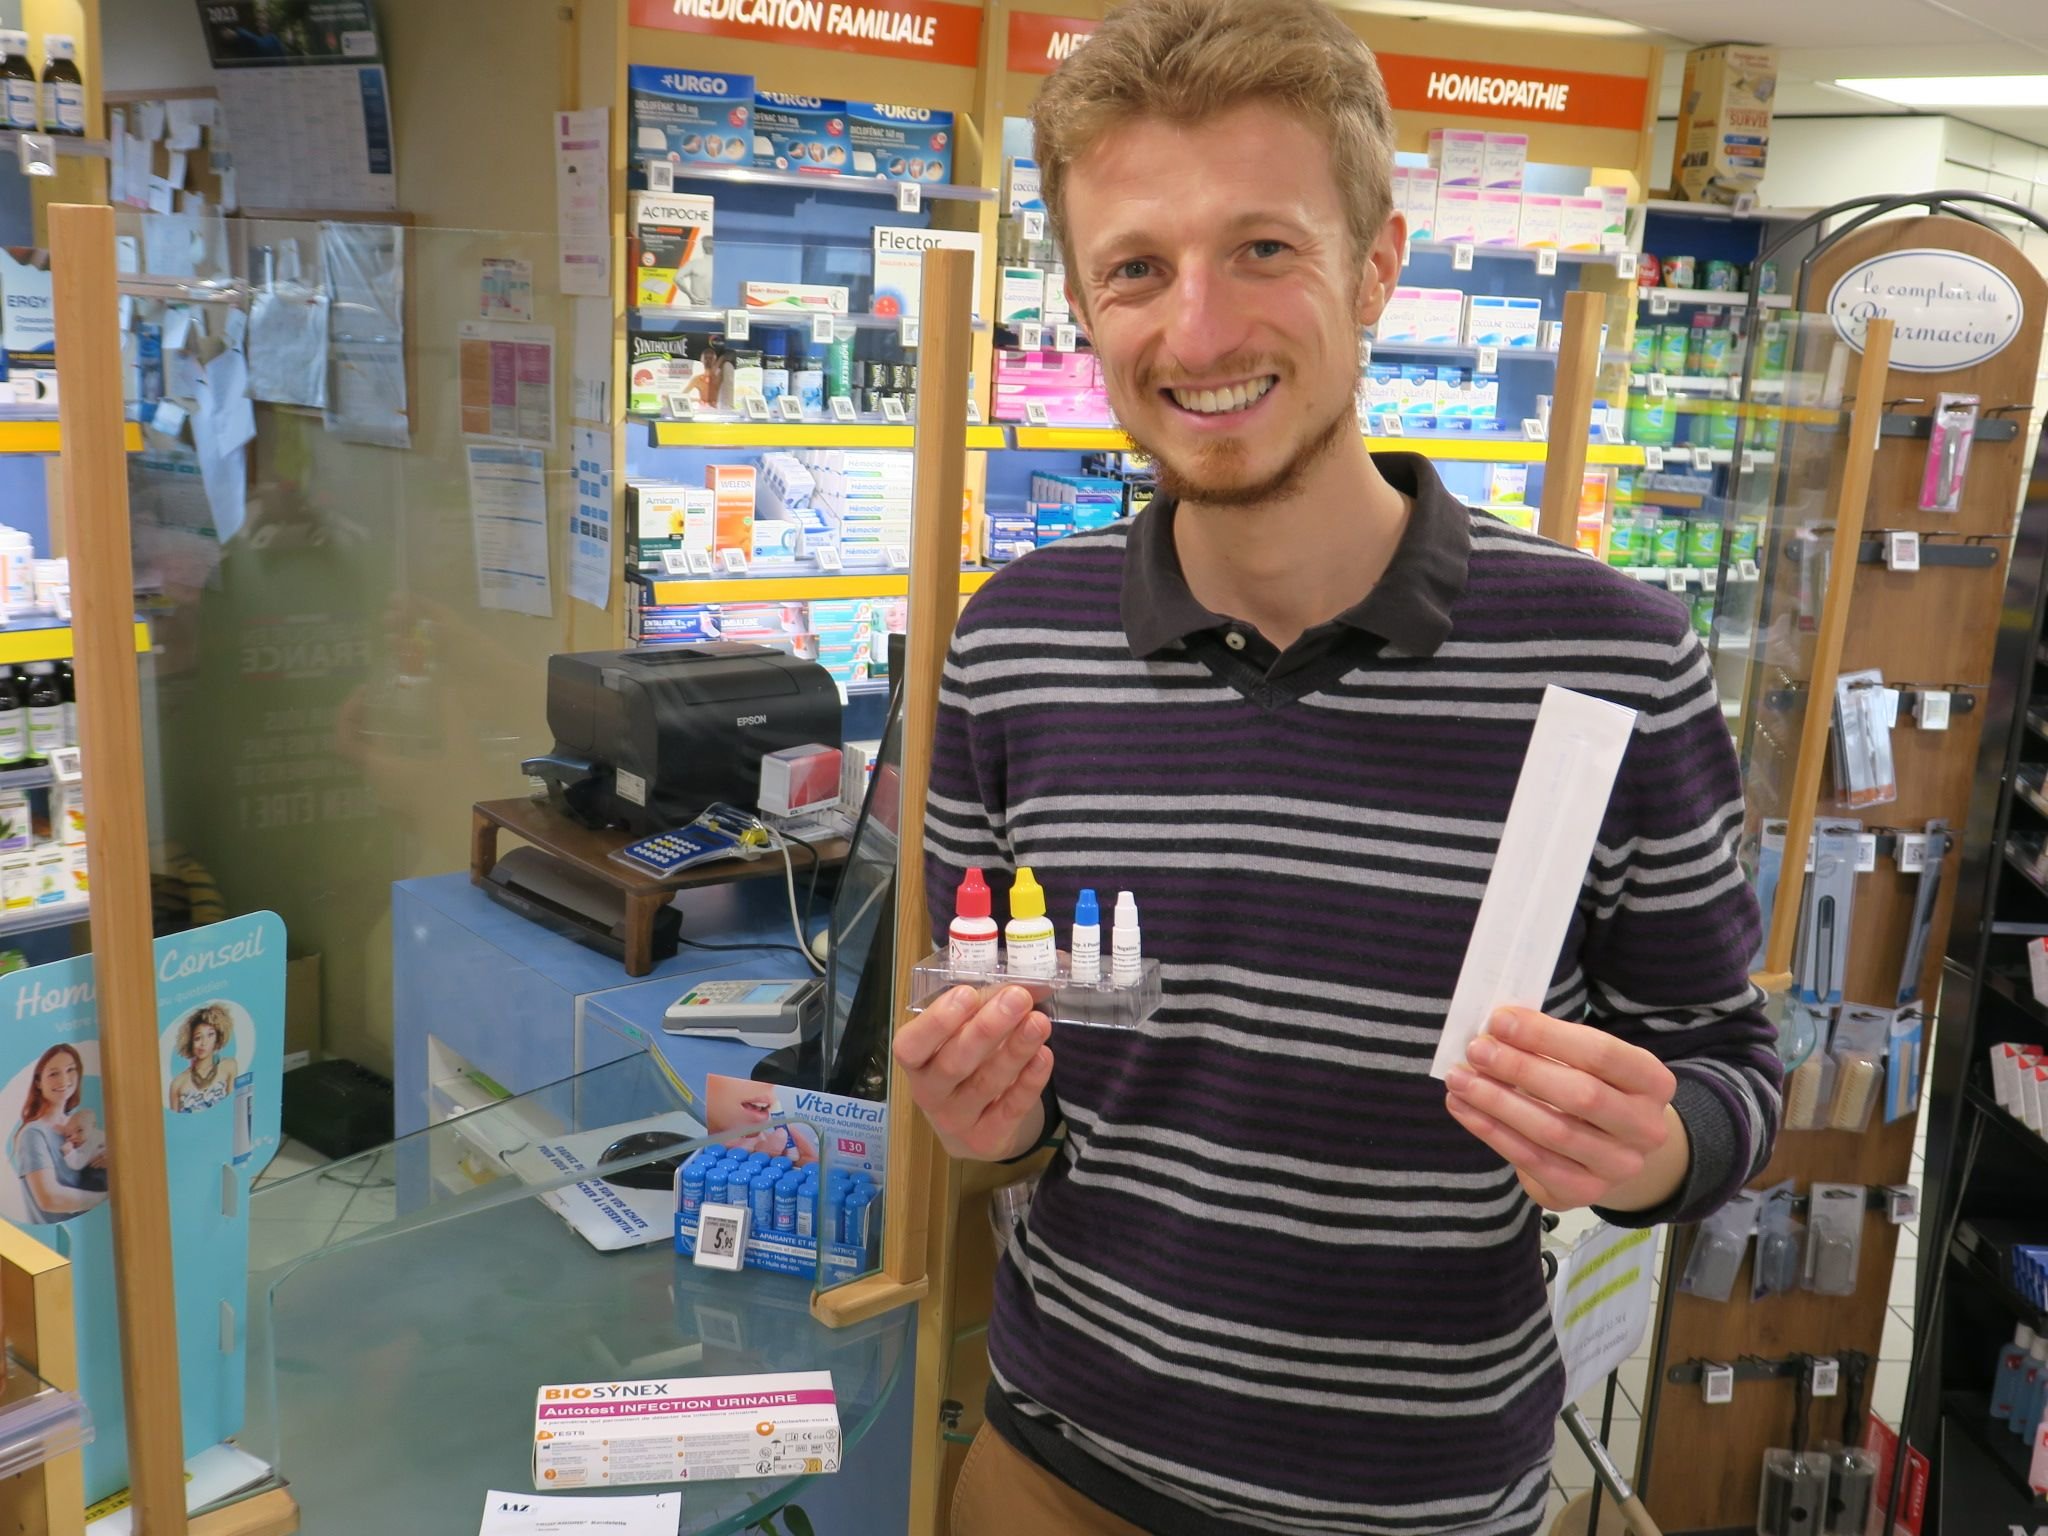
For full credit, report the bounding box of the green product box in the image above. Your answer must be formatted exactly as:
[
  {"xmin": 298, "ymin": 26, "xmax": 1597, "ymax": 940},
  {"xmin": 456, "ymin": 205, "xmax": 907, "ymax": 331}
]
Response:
[
  {"xmin": 1627, "ymin": 393, "xmax": 1675, "ymax": 446},
  {"xmin": 1605, "ymin": 515, "xmax": 1642, "ymax": 567},
  {"xmin": 1685, "ymin": 516, "xmax": 1723, "ymax": 567},
  {"xmin": 1630, "ymin": 328, "xmax": 1658, "ymax": 371},
  {"xmin": 1656, "ymin": 326, "xmax": 1691, "ymax": 375},
  {"xmin": 1730, "ymin": 518, "xmax": 1761, "ymax": 562},
  {"xmin": 1652, "ymin": 515, "xmax": 1686, "ymax": 568},
  {"xmin": 1691, "ymin": 593, "xmax": 1715, "ymax": 640}
]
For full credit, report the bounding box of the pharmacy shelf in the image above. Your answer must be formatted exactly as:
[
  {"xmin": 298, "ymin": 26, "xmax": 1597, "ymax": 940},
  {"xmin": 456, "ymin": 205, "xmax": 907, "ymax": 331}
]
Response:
[
  {"xmin": 667, "ymin": 162, "xmax": 994, "ymax": 203},
  {"xmin": 1637, "ymin": 198, "xmax": 1817, "ymax": 222},
  {"xmin": 1007, "ymin": 426, "xmax": 1647, "ymax": 465},
  {"xmin": 0, "ymin": 622, "xmax": 151, "ymax": 666},
  {"xmin": 1638, "ymin": 287, "xmax": 1794, "ymax": 310},
  {"xmin": 1622, "ymin": 564, "xmax": 1761, "ymax": 589},
  {"xmin": 0, "ymin": 765, "xmax": 52, "ymax": 790},
  {"xmin": 1368, "ymin": 342, "xmax": 1560, "ymax": 366},
  {"xmin": 0, "ymin": 1352, "xmax": 90, "ymax": 1481},
  {"xmin": 632, "ymin": 306, "xmax": 989, "ymax": 334},
  {"xmin": 643, "ymin": 570, "xmax": 997, "ymax": 606},
  {"xmin": 1629, "ymin": 374, "xmax": 1786, "ymax": 398},
  {"xmin": 0, "ymin": 422, "xmax": 143, "ymax": 454},
  {"xmin": 0, "ymin": 130, "xmax": 107, "ymax": 160},
  {"xmin": 1408, "ymin": 240, "xmax": 1627, "ymax": 268},
  {"xmin": 0, "ymin": 898, "xmax": 86, "ymax": 941},
  {"xmin": 648, "ymin": 420, "xmax": 1008, "ymax": 450}
]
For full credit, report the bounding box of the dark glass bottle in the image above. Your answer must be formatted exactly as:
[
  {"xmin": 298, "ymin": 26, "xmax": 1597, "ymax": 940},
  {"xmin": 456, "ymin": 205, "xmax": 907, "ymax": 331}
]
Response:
[
  {"xmin": 56, "ymin": 660, "xmax": 74, "ymax": 748},
  {"xmin": 0, "ymin": 33, "xmax": 37, "ymax": 132},
  {"xmin": 0, "ymin": 670, "xmax": 28, "ymax": 767},
  {"xmin": 24, "ymin": 663, "xmax": 61, "ymax": 764},
  {"xmin": 39, "ymin": 36, "xmax": 81, "ymax": 137}
]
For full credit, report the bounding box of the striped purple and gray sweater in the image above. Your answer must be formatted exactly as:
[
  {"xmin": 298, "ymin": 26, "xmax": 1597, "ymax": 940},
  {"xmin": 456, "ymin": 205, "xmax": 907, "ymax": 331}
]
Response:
[{"xmin": 923, "ymin": 457, "xmax": 1781, "ymax": 1536}]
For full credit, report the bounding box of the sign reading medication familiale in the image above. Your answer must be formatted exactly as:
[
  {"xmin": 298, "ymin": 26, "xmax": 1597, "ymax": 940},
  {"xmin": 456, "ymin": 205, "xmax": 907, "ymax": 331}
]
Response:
[
  {"xmin": 1827, "ymin": 249, "xmax": 2026, "ymax": 373},
  {"xmin": 1007, "ymin": 12, "xmax": 1095, "ymax": 74},
  {"xmin": 629, "ymin": 0, "xmax": 983, "ymax": 69}
]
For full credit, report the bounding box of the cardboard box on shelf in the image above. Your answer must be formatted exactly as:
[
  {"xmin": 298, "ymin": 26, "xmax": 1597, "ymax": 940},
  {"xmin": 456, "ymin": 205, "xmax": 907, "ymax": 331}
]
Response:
[{"xmin": 1672, "ymin": 43, "xmax": 1777, "ymax": 204}]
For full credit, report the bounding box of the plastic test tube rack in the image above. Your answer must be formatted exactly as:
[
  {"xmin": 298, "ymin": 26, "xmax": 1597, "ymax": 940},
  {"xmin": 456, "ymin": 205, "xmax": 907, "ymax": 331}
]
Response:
[{"xmin": 909, "ymin": 951, "xmax": 1163, "ymax": 1031}]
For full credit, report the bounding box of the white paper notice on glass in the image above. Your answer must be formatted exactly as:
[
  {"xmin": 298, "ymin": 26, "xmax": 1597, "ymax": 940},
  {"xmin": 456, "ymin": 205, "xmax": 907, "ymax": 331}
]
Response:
[
  {"xmin": 466, "ymin": 444, "xmax": 554, "ymax": 619},
  {"xmin": 570, "ymin": 295, "xmax": 611, "ymax": 426},
  {"xmin": 1550, "ymin": 1221, "xmax": 1655, "ymax": 1406},
  {"xmin": 555, "ymin": 108, "xmax": 610, "ymax": 299},
  {"xmin": 569, "ymin": 426, "xmax": 613, "ymax": 612},
  {"xmin": 459, "ymin": 322, "xmax": 555, "ymax": 446},
  {"xmin": 478, "ymin": 1490, "xmax": 681, "ymax": 1536},
  {"xmin": 1430, "ymin": 685, "xmax": 1638, "ymax": 1079}
]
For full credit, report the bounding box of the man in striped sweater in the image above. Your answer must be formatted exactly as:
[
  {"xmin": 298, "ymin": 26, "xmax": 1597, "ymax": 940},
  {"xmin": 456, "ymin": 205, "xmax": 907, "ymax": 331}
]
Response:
[{"xmin": 893, "ymin": 2, "xmax": 1782, "ymax": 1532}]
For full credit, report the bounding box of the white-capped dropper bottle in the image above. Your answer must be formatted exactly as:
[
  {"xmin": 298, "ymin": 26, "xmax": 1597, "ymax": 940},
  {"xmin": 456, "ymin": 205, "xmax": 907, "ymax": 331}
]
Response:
[{"xmin": 1110, "ymin": 890, "xmax": 1142, "ymax": 987}]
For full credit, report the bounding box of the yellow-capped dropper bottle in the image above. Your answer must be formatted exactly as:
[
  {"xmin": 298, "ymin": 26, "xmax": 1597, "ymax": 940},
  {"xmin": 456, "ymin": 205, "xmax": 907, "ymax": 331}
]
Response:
[{"xmin": 1005, "ymin": 867, "xmax": 1058, "ymax": 979}]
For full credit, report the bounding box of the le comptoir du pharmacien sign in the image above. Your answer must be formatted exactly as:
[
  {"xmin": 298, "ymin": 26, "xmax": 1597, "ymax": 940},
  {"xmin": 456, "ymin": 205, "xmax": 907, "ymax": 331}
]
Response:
[{"xmin": 1827, "ymin": 248, "xmax": 2027, "ymax": 374}]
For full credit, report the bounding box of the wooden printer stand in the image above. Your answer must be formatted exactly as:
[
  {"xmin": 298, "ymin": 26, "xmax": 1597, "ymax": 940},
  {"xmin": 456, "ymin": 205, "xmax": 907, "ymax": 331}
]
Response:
[{"xmin": 470, "ymin": 797, "xmax": 849, "ymax": 976}]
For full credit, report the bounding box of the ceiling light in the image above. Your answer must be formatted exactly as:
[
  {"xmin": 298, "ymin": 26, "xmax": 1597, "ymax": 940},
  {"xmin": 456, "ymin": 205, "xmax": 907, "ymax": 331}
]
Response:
[
  {"xmin": 1332, "ymin": 0, "xmax": 1655, "ymax": 37},
  {"xmin": 1832, "ymin": 75, "xmax": 2048, "ymax": 108}
]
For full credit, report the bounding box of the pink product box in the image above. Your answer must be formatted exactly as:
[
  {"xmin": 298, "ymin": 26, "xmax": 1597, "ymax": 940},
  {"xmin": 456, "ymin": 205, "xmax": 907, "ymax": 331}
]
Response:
[
  {"xmin": 994, "ymin": 349, "xmax": 1111, "ymax": 424},
  {"xmin": 1475, "ymin": 190, "xmax": 1523, "ymax": 247},
  {"xmin": 1434, "ymin": 187, "xmax": 1481, "ymax": 245},
  {"xmin": 1427, "ymin": 129, "xmax": 1486, "ymax": 188},
  {"xmin": 1558, "ymin": 195, "xmax": 1608, "ymax": 253},
  {"xmin": 1483, "ymin": 132, "xmax": 1528, "ymax": 190},
  {"xmin": 1517, "ymin": 193, "xmax": 1564, "ymax": 249}
]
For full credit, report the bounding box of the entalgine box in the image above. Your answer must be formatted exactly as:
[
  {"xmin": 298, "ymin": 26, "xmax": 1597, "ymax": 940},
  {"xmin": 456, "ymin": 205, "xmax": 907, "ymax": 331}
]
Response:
[
  {"xmin": 846, "ymin": 101, "xmax": 953, "ymax": 182},
  {"xmin": 1672, "ymin": 43, "xmax": 1777, "ymax": 204},
  {"xmin": 752, "ymin": 92, "xmax": 849, "ymax": 173},
  {"xmin": 532, "ymin": 1373, "xmax": 840, "ymax": 1490},
  {"xmin": 629, "ymin": 193, "xmax": 714, "ymax": 308},
  {"xmin": 630, "ymin": 66, "xmax": 754, "ymax": 169}
]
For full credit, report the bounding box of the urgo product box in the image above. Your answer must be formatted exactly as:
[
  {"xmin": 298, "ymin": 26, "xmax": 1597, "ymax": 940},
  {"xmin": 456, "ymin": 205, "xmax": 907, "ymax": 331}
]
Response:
[
  {"xmin": 846, "ymin": 101, "xmax": 953, "ymax": 182},
  {"xmin": 533, "ymin": 1373, "xmax": 840, "ymax": 1490},
  {"xmin": 752, "ymin": 92, "xmax": 849, "ymax": 174},
  {"xmin": 630, "ymin": 67, "xmax": 753, "ymax": 169}
]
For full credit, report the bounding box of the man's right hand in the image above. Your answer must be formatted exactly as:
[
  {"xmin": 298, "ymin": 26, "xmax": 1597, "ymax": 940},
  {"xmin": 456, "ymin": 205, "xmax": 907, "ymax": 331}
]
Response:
[{"xmin": 893, "ymin": 984, "xmax": 1054, "ymax": 1162}]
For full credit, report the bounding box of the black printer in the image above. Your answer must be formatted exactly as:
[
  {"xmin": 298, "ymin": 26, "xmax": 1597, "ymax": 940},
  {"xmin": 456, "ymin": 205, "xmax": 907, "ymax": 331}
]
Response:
[{"xmin": 524, "ymin": 644, "xmax": 842, "ymax": 834}]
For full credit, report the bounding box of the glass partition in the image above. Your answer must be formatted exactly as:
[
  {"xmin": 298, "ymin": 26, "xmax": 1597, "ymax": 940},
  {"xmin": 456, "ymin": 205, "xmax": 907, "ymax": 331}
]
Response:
[{"xmin": 235, "ymin": 1052, "xmax": 908, "ymax": 1533}]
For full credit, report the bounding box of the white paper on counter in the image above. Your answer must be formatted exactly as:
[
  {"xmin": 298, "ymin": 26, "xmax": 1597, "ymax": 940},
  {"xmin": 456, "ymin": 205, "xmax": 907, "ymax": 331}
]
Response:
[
  {"xmin": 479, "ymin": 1490, "xmax": 681, "ymax": 1536},
  {"xmin": 1431, "ymin": 684, "xmax": 1638, "ymax": 1078},
  {"xmin": 466, "ymin": 444, "xmax": 554, "ymax": 618}
]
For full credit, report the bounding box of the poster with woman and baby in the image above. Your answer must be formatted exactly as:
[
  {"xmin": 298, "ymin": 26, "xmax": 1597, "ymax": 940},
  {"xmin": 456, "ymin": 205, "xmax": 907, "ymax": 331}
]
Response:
[{"xmin": 0, "ymin": 912, "xmax": 285, "ymax": 1503}]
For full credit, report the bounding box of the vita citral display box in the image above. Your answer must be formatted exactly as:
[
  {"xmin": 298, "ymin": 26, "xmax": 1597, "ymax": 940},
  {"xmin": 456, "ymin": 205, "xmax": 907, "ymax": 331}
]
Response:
[{"xmin": 532, "ymin": 1373, "xmax": 841, "ymax": 1490}]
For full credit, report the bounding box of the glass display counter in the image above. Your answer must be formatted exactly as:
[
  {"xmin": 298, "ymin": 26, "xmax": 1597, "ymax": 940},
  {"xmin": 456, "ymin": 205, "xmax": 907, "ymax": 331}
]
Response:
[{"xmin": 228, "ymin": 1051, "xmax": 912, "ymax": 1534}]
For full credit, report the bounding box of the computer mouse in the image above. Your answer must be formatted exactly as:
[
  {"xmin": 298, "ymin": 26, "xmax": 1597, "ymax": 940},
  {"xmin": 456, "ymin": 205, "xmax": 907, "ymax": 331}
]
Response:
[{"xmin": 600, "ymin": 1130, "xmax": 692, "ymax": 1191}]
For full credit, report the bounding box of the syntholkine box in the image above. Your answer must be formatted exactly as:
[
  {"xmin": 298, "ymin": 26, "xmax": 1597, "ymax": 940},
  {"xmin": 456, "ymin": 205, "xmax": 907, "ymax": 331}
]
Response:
[{"xmin": 532, "ymin": 1372, "xmax": 841, "ymax": 1490}]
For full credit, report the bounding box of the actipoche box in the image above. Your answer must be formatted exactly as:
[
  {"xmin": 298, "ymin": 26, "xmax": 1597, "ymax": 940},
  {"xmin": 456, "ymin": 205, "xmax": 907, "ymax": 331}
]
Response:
[
  {"xmin": 751, "ymin": 92, "xmax": 849, "ymax": 174},
  {"xmin": 1434, "ymin": 187, "xmax": 1481, "ymax": 245},
  {"xmin": 630, "ymin": 66, "xmax": 754, "ymax": 170},
  {"xmin": 1427, "ymin": 129, "xmax": 1486, "ymax": 187},
  {"xmin": 872, "ymin": 226, "xmax": 983, "ymax": 322},
  {"xmin": 1483, "ymin": 133, "xmax": 1528, "ymax": 190},
  {"xmin": 845, "ymin": 101, "xmax": 953, "ymax": 182},
  {"xmin": 1475, "ymin": 190, "xmax": 1523, "ymax": 247},
  {"xmin": 532, "ymin": 1373, "xmax": 840, "ymax": 1491},
  {"xmin": 742, "ymin": 281, "xmax": 849, "ymax": 314},
  {"xmin": 630, "ymin": 193, "xmax": 715, "ymax": 308}
]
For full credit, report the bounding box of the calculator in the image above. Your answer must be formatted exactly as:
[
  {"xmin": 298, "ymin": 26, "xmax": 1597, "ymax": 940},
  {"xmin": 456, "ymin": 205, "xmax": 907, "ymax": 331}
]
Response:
[{"xmin": 664, "ymin": 977, "xmax": 826, "ymax": 1047}]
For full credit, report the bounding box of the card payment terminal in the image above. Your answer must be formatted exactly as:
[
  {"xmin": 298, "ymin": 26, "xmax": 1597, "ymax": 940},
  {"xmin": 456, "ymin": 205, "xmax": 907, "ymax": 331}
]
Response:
[{"xmin": 663, "ymin": 977, "xmax": 826, "ymax": 1048}]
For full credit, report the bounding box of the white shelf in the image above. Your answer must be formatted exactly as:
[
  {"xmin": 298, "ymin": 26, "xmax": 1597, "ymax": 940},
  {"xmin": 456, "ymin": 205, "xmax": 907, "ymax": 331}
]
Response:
[
  {"xmin": 0, "ymin": 898, "xmax": 85, "ymax": 940},
  {"xmin": 1630, "ymin": 374, "xmax": 1787, "ymax": 398},
  {"xmin": 1638, "ymin": 198, "xmax": 1818, "ymax": 222},
  {"xmin": 632, "ymin": 306, "xmax": 988, "ymax": 334},
  {"xmin": 1408, "ymin": 240, "xmax": 1627, "ymax": 268},
  {"xmin": 1638, "ymin": 287, "xmax": 1793, "ymax": 310},
  {"xmin": 655, "ymin": 162, "xmax": 994, "ymax": 203},
  {"xmin": 0, "ymin": 1355, "xmax": 89, "ymax": 1480}
]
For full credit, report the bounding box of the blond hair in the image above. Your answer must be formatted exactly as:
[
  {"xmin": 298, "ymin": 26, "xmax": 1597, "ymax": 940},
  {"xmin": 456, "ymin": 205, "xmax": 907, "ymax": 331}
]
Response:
[
  {"xmin": 176, "ymin": 1003, "xmax": 234, "ymax": 1062},
  {"xmin": 1032, "ymin": 0, "xmax": 1397, "ymax": 272}
]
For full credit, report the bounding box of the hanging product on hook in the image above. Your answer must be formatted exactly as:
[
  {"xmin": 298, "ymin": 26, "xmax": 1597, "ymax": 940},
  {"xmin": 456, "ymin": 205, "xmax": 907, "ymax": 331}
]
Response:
[{"xmin": 1919, "ymin": 393, "xmax": 1980, "ymax": 512}]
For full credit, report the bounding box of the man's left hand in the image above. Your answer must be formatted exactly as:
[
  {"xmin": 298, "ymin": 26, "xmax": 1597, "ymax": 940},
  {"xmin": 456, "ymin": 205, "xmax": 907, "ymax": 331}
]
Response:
[{"xmin": 1444, "ymin": 1007, "xmax": 1686, "ymax": 1213}]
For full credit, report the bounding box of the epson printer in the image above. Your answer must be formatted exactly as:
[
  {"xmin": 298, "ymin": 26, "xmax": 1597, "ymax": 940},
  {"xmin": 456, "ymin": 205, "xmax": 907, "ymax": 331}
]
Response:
[{"xmin": 524, "ymin": 644, "xmax": 843, "ymax": 834}]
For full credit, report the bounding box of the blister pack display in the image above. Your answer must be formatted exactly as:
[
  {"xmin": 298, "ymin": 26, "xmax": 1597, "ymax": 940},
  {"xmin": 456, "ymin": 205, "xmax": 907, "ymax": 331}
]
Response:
[{"xmin": 910, "ymin": 951, "xmax": 1163, "ymax": 1032}]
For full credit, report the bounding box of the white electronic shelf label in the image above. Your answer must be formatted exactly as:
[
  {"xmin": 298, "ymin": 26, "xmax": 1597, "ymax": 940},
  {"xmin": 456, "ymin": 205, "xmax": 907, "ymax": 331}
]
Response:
[
  {"xmin": 693, "ymin": 1203, "xmax": 748, "ymax": 1271},
  {"xmin": 1737, "ymin": 559, "xmax": 1760, "ymax": 582},
  {"xmin": 1521, "ymin": 418, "xmax": 1546, "ymax": 442},
  {"xmin": 686, "ymin": 550, "xmax": 716, "ymax": 576},
  {"xmin": 1475, "ymin": 346, "xmax": 1499, "ymax": 376},
  {"xmin": 1812, "ymin": 1357, "xmax": 1840, "ymax": 1398},
  {"xmin": 1739, "ymin": 450, "xmax": 1758, "ymax": 474},
  {"xmin": 1536, "ymin": 248, "xmax": 1559, "ymax": 276},
  {"xmin": 886, "ymin": 545, "xmax": 910, "ymax": 570},
  {"xmin": 1886, "ymin": 531, "xmax": 1921, "ymax": 572},
  {"xmin": 1022, "ymin": 210, "xmax": 1046, "ymax": 242},
  {"xmin": 812, "ymin": 314, "xmax": 837, "ymax": 346},
  {"xmin": 1702, "ymin": 569, "xmax": 1718, "ymax": 594},
  {"xmin": 777, "ymin": 395, "xmax": 805, "ymax": 422},
  {"xmin": 1615, "ymin": 251, "xmax": 1638, "ymax": 280},
  {"xmin": 1855, "ymin": 835, "xmax": 1879, "ymax": 874},
  {"xmin": 899, "ymin": 316, "xmax": 920, "ymax": 349},
  {"xmin": 829, "ymin": 395, "xmax": 858, "ymax": 422},
  {"xmin": 744, "ymin": 395, "xmax": 772, "ymax": 422},
  {"xmin": 814, "ymin": 545, "xmax": 843, "ymax": 572},
  {"xmin": 1692, "ymin": 446, "xmax": 1715, "ymax": 471},
  {"xmin": 1704, "ymin": 1364, "xmax": 1735, "ymax": 1405},
  {"xmin": 1452, "ymin": 243, "xmax": 1475, "ymax": 272},
  {"xmin": 1542, "ymin": 322, "xmax": 1564, "ymax": 351},
  {"xmin": 1665, "ymin": 569, "xmax": 1688, "ymax": 593},
  {"xmin": 1054, "ymin": 323, "xmax": 1077, "ymax": 354},
  {"xmin": 1733, "ymin": 192, "xmax": 1758, "ymax": 218},
  {"xmin": 660, "ymin": 550, "xmax": 692, "ymax": 576},
  {"xmin": 880, "ymin": 396, "xmax": 908, "ymax": 423},
  {"xmin": 663, "ymin": 392, "xmax": 695, "ymax": 420},
  {"xmin": 725, "ymin": 308, "xmax": 750, "ymax": 341},
  {"xmin": 1643, "ymin": 446, "xmax": 1665, "ymax": 472},
  {"xmin": 647, "ymin": 161, "xmax": 675, "ymax": 193},
  {"xmin": 1648, "ymin": 373, "xmax": 1668, "ymax": 399},
  {"xmin": 1899, "ymin": 834, "xmax": 1930, "ymax": 874},
  {"xmin": 720, "ymin": 549, "xmax": 750, "ymax": 575},
  {"xmin": 1649, "ymin": 291, "xmax": 1674, "ymax": 317},
  {"xmin": 1381, "ymin": 414, "xmax": 1405, "ymax": 437},
  {"xmin": 965, "ymin": 398, "xmax": 983, "ymax": 425},
  {"xmin": 896, "ymin": 180, "xmax": 922, "ymax": 213},
  {"xmin": 1024, "ymin": 401, "xmax": 1051, "ymax": 427},
  {"xmin": 1018, "ymin": 321, "xmax": 1044, "ymax": 351}
]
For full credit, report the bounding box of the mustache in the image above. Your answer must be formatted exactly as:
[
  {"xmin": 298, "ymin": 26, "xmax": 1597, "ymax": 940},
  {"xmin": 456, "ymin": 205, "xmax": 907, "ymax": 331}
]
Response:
[{"xmin": 1137, "ymin": 356, "xmax": 1287, "ymax": 391}]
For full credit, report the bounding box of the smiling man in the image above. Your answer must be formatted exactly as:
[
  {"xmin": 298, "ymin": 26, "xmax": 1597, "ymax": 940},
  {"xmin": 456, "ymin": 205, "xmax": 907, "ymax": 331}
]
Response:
[{"xmin": 893, "ymin": 2, "xmax": 1782, "ymax": 1533}]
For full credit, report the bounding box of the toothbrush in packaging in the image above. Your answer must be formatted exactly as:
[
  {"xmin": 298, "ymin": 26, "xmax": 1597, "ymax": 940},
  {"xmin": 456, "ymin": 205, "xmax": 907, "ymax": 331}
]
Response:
[{"xmin": 1920, "ymin": 393, "xmax": 1980, "ymax": 513}]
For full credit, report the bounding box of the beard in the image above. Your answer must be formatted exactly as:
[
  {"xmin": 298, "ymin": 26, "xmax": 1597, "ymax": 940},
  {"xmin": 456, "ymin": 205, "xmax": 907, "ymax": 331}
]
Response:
[{"xmin": 1123, "ymin": 378, "xmax": 1356, "ymax": 510}]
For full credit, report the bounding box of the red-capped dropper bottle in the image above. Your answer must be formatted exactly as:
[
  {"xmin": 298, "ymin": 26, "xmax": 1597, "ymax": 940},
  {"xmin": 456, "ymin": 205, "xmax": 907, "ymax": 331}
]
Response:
[{"xmin": 948, "ymin": 867, "xmax": 999, "ymax": 977}]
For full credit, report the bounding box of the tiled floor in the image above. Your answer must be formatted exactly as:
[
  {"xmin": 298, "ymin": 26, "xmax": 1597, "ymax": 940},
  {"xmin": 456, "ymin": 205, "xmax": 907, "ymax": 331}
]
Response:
[
  {"xmin": 249, "ymin": 1137, "xmax": 395, "ymax": 1271},
  {"xmin": 1546, "ymin": 1079, "xmax": 1931, "ymax": 1519}
]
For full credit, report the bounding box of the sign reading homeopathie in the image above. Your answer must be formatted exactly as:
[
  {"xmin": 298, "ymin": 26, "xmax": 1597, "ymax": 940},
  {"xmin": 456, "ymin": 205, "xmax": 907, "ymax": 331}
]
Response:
[
  {"xmin": 630, "ymin": 0, "xmax": 983, "ymax": 69},
  {"xmin": 1826, "ymin": 249, "xmax": 2028, "ymax": 373}
]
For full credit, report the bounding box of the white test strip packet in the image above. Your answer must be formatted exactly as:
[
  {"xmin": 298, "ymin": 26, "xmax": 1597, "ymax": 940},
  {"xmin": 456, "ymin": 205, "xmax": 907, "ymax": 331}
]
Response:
[{"xmin": 1431, "ymin": 685, "xmax": 1639, "ymax": 1080}]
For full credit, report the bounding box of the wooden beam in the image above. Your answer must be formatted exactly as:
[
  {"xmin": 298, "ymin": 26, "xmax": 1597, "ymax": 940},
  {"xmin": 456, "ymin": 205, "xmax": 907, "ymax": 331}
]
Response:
[
  {"xmin": 48, "ymin": 201, "xmax": 189, "ymax": 1536},
  {"xmin": 1537, "ymin": 289, "xmax": 1607, "ymax": 549},
  {"xmin": 1761, "ymin": 319, "xmax": 1895, "ymax": 978}
]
